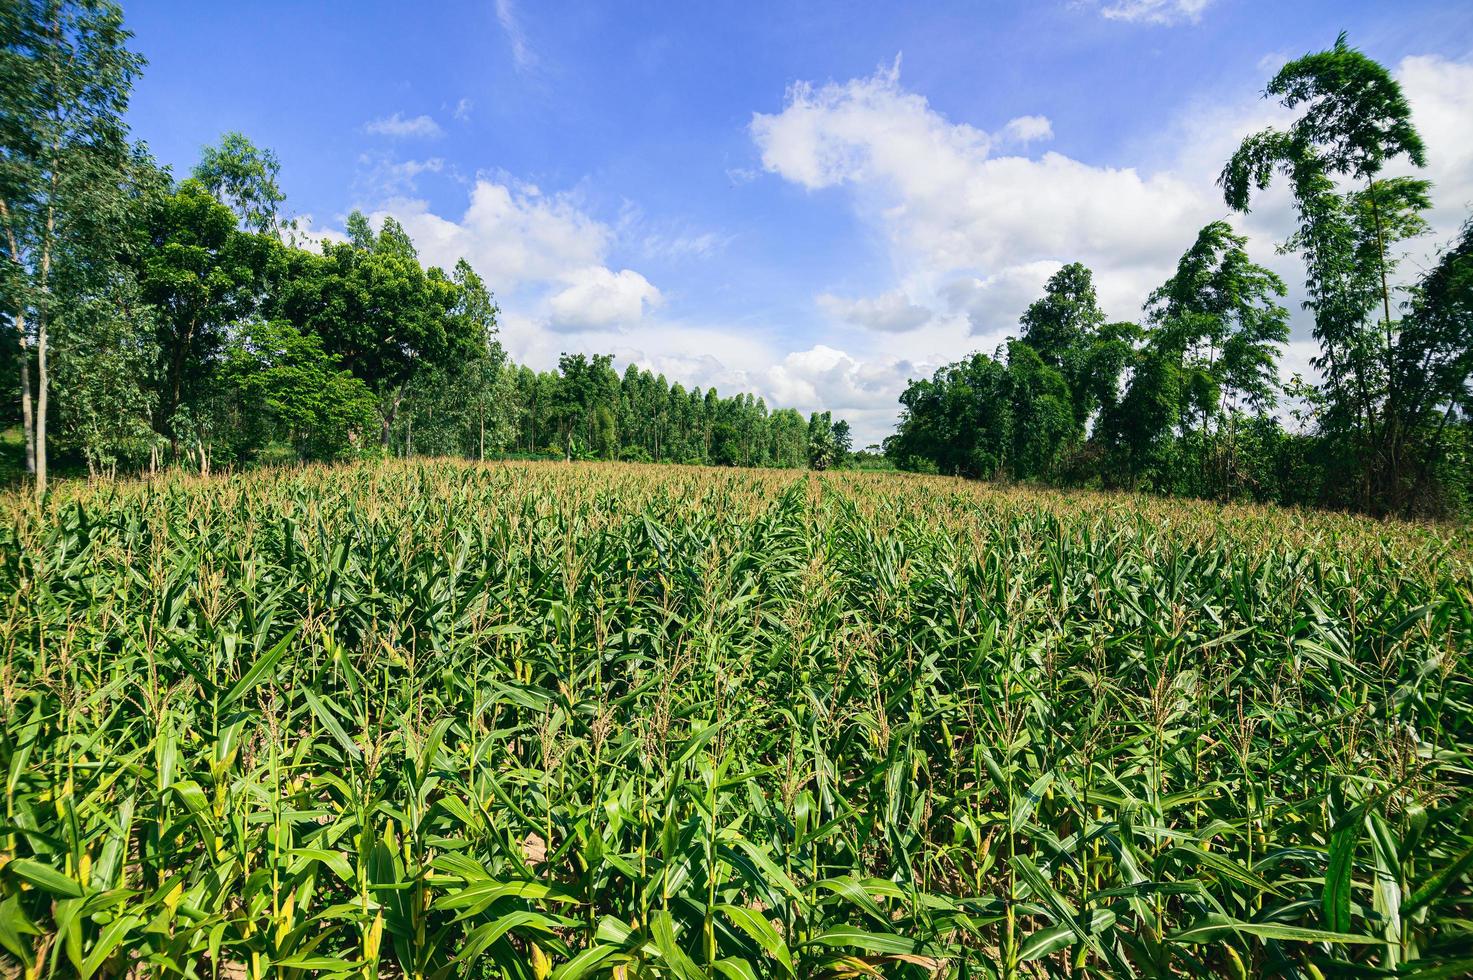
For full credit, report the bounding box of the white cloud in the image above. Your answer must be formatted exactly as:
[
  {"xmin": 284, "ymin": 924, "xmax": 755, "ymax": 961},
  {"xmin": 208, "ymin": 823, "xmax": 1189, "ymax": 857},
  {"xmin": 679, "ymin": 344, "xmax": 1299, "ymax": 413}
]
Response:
[
  {"xmin": 1000, "ymin": 114, "xmax": 1053, "ymax": 145},
  {"xmin": 496, "ymin": 0, "xmax": 537, "ymax": 73},
  {"xmin": 372, "ymin": 178, "xmax": 611, "ymax": 291},
  {"xmin": 1398, "ymin": 55, "xmax": 1473, "ymax": 235},
  {"xmin": 942, "ymin": 261, "xmax": 1062, "ymax": 335},
  {"xmin": 747, "ymin": 51, "xmax": 1473, "ymax": 443},
  {"xmin": 751, "ymin": 61, "xmax": 1206, "ymax": 317},
  {"xmin": 548, "ymin": 267, "xmax": 662, "ymax": 331},
  {"xmin": 1090, "ymin": 0, "xmax": 1216, "ymax": 25},
  {"xmin": 364, "ymin": 112, "xmax": 444, "ymax": 139},
  {"xmin": 751, "ymin": 56, "xmax": 994, "ymax": 195},
  {"xmin": 817, "ymin": 290, "xmax": 933, "ymax": 332},
  {"xmin": 453, "ymin": 98, "xmax": 474, "ymax": 122},
  {"xmin": 767, "ymin": 345, "xmax": 918, "ymax": 412}
]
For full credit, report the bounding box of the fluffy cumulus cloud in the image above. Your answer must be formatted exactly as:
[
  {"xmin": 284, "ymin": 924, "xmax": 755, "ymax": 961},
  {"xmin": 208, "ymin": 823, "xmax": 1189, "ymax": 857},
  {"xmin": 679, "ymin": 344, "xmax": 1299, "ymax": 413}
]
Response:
[
  {"xmin": 371, "ymin": 179, "xmax": 611, "ymax": 291},
  {"xmin": 818, "ymin": 290, "xmax": 933, "ymax": 332},
  {"xmin": 767, "ymin": 346, "xmax": 917, "ymax": 411},
  {"xmin": 309, "ymin": 177, "xmax": 671, "ymax": 358},
  {"xmin": 1399, "ymin": 55, "xmax": 1473, "ymax": 233},
  {"xmin": 751, "ymin": 61, "xmax": 1207, "ymax": 327},
  {"xmin": 763, "ymin": 346, "xmax": 927, "ymax": 447},
  {"xmin": 363, "ymin": 112, "xmax": 444, "ymax": 139},
  {"xmin": 942, "ymin": 262, "xmax": 1064, "ymax": 336},
  {"xmin": 548, "ymin": 267, "xmax": 662, "ymax": 331},
  {"xmin": 754, "ymin": 72, "xmax": 1179, "ymax": 277}
]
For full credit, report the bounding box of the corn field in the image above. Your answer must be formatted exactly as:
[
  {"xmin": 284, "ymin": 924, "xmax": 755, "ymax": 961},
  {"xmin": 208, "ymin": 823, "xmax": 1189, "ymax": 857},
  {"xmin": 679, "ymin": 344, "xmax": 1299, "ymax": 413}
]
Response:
[{"xmin": 2, "ymin": 460, "xmax": 1471, "ymax": 979}]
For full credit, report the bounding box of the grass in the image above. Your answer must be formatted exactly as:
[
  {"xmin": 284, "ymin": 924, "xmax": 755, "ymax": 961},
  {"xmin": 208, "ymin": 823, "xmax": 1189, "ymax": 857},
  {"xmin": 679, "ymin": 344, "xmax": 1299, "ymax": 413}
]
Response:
[
  {"xmin": 0, "ymin": 427, "xmax": 26, "ymax": 490},
  {"xmin": 1, "ymin": 459, "xmax": 1470, "ymax": 978}
]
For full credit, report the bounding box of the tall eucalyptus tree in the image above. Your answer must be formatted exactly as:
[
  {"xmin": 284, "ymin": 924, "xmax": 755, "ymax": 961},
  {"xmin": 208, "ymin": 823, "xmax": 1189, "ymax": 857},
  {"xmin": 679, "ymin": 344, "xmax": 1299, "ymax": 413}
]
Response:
[{"xmin": 0, "ymin": 0, "xmax": 142, "ymax": 496}]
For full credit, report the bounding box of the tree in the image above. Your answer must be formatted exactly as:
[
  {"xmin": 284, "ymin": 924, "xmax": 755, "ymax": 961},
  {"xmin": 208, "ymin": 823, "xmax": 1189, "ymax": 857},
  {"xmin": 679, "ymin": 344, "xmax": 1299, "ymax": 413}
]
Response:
[
  {"xmin": 345, "ymin": 209, "xmax": 374, "ymax": 250},
  {"xmin": 1019, "ymin": 262, "xmax": 1104, "ymax": 364},
  {"xmin": 1018, "ymin": 262, "xmax": 1107, "ymax": 433},
  {"xmin": 221, "ymin": 319, "xmax": 376, "ymax": 461},
  {"xmin": 459, "ymin": 354, "xmax": 515, "ymax": 460},
  {"xmin": 192, "ymin": 131, "xmax": 285, "ymax": 235},
  {"xmin": 709, "ymin": 421, "xmax": 740, "ymax": 466},
  {"xmin": 1102, "ymin": 346, "xmax": 1184, "ymax": 487},
  {"xmin": 1146, "ymin": 221, "xmax": 1290, "ymax": 426},
  {"xmin": 768, "ymin": 408, "xmax": 807, "ymax": 468},
  {"xmin": 552, "ymin": 352, "xmax": 619, "ymax": 459},
  {"xmin": 49, "ymin": 273, "xmax": 158, "ymax": 476},
  {"xmin": 137, "ymin": 178, "xmax": 278, "ymax": 441},
  {"xmin": 831, "ymin": 419, "xmax": 852, "ymax": 468},
  {"xmin": 1004, "ymin": 341, "xmax": 1074, "ymax": 480},
  {"xmin": 1394, "ymin": 219, "xmax": 1473, "ymax": 507},
  {"xmin": 446, "ymin": 258, "xmax": 504, "ymax": 459},
  {"xmin": 275, "ymin": 218, "xmax": 484, "ymax": 446},
  {"xmin": 889, "ymin": 352, "xmax": 1012, "ymax": 478},
  {"xmin": 806, "ymin": 411, "xmax": 837, "ymax": 470},
  {"xmin": 1221, "ymin": 33, "xmax": 1432, "ymax": 512},
  {"xmin": 0, "ymin": 0, "xmax": 144, "ymax": 496}
]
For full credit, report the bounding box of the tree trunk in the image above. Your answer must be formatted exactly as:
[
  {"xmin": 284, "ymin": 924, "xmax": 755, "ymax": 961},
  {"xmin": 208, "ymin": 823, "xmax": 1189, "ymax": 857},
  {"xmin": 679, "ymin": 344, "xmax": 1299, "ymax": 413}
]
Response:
[
  {"xmin": 380, "ymin": 388, "xmax": 403, "ymax": 449},
  {"xmin": 1367, "ymin": 174, "xmax": 1398, "ymax": 513},
  {"xmin": 16, "ymin": 316, "xmax": 35, "ymax": 476},
  {"xmin": 0, "ymin": 202, "xmax": 36, "ymax": 475},
  {"xmin": 34, "ymin": 196, "xmax": 54, "ymax": 501},
  {"xmin": 35, "ymin": 312, "xmax": 48, "ymax": 499},
  {"xmin": 1368, "ymin": 176, "xmax": 1395, "ymax": 355}
]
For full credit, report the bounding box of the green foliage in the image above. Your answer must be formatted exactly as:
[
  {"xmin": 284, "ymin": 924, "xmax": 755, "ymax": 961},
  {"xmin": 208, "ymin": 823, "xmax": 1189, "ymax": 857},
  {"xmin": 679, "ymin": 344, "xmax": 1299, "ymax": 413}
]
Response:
[
  {"xmin": 1019, "ymin": 262, "xmax": 1111, "ymax": 430},
  {"xmin": 1, "ymin": 461, "xmax": 1469, "ymax": 976},
  {"xmin": 221, "ymin": 320, "xmax": 377, "ymax": 461},
  {"xmin": 1145, "ymin": 221, "xmax": 1290, "ymax": 419},
  {"xmin": 889, "ymin": 341, "xmax": 1078, "ymax": 482},
  {"xmin": 48, "ymin": 276, "xmax": 158, "ymax": 475},
  {"xmin": 191, "ymin": 131, "xmax": 285, "ymax": 235},
  {"xmin": 806, "ymin": 410, "xmax": 838, "ymax": 470},
  {"xmin": 138, "ymin": 178, "xmax": 280, "ymax": 435},
  {"xmin": 1265, "ymin": 32, "xmax": 1426, "ymax": 180},
  {"xmin": 274, "ymin": 218, "xmax": 482, "ymax": 418},
  {"xmin": 0, "ymin": 0, "xmax": 145, "ymax": 494},
  {"xmin": 486, "ymin": 362, "xmax": 833, "ymax": 472},
  {"xmin": 1220, "ymin": 33, "xmax": 1464, "ymax": 516}
]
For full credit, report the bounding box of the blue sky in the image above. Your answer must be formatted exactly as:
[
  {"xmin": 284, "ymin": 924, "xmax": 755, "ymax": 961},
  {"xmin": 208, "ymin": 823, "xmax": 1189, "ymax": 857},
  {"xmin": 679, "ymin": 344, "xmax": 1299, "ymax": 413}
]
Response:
[{"xmin": 125, "ymin": 0, "xmax": 1473, "ymax": 445}]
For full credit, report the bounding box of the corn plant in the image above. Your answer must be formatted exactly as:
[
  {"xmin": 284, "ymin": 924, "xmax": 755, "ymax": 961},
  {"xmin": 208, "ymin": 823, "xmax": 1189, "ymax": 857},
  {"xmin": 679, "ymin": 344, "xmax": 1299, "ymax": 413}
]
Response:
[{"xmin": 1, "ymin": 460, "xmax": 1470, "ymax": 978}]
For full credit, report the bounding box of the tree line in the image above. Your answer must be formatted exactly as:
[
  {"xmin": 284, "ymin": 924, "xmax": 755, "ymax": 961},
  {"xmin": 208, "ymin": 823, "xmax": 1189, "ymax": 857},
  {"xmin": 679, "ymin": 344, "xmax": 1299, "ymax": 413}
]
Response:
[
  {"xmin": 886, "ymin": 35, "xmax": 1472, "ymax": 518},
  {"xmin": 0, "ymin": 0, "xmax": 854, "ymax": 495},
  {"xmin": 402, "ymin": 352, "xmax": 855, "ymax": 470}
]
